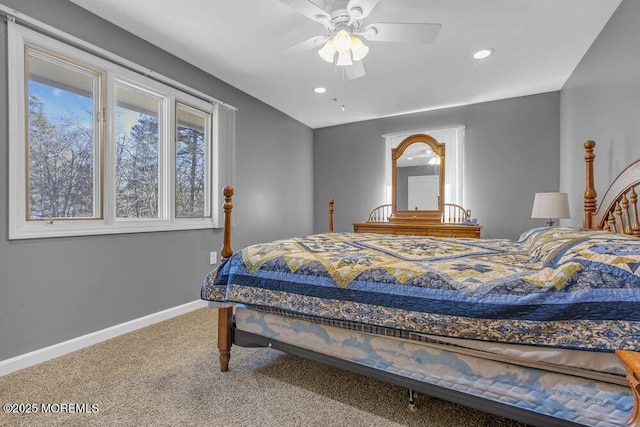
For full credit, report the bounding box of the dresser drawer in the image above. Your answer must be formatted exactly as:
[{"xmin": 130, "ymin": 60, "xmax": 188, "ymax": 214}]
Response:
[
  {"xmin": 353, "ymin": 222, "xmax": 481, "ymax": 238},
  {"xmin": 427, "ymin": 227, "xmax": 480, "ymax": 238},
  {"xmin": 353, "ymin": 224, "xmax": 394, "ymax": 234},
  {"xmin": 393, "ymin": 228, "xmax": 429, "ymax": 236}
]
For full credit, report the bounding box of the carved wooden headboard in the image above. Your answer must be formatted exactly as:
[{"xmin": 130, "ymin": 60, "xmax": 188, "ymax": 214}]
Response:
[
  {"xmin": 583, "ymin": 140, "xmax": 640, "ymax": 235},
  {"xmin": 583, "ymin": 139, "xmax": 640, "ymax": 426}
]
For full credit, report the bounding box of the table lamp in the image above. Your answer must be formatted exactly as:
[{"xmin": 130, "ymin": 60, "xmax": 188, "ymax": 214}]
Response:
[{"xmin": 531, "ymin": 192, "xmax": 570, "ymax": 227}]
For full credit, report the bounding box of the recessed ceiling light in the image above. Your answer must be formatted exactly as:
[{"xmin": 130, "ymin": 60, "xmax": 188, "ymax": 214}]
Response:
[
  {"xmin": 473, "ymin": 49, "xmax": 493, "ymax": 59},
  {"xmin": 314, "ymin": 87, "xmax": 327, "ymax": 94}
]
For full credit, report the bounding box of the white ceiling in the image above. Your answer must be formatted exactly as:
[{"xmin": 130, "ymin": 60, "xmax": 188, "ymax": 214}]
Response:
[{"xmin": 68, "ymin": 0, "xmax": 621, "ymax": 129}]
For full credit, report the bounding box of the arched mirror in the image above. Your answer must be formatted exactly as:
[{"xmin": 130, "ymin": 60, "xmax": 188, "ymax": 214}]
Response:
[{"xmin": 390, "ymin": 134, "xmax": 445, "ymax": 223}]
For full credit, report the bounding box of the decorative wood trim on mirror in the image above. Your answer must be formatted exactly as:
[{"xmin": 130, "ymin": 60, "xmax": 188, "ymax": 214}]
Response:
[{"xmin": 390, "ymin": 133, "xmax": 445, "ymax": 224}]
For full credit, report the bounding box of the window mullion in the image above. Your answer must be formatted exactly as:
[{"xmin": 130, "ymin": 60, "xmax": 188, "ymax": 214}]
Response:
[
  {"xmin": 163, "ymin": 96, "xmax": 174, "ymax": 222},
  {"xmin": 208, "ymin": 102, "xmax": 218, "ymax": 220},
  {"xmin": 204, "ymin": 103, "xmax": 214, "ymax": 219},
  {"xmin": 103, "ymin": 71, "xmax": 116, "ymax": 225}
]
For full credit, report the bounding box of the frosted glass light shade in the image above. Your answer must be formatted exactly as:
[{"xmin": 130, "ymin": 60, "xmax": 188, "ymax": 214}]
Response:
[
  {"xmin": 336, "ymin": 51, "xmax": 353, "ymax": 66},
  {"xmin": 350, "ymin": 36, "xmax": 369, "ymax": 61},
  {"xmin": 318, "ymin": 40, "xmax": 336, "ymax": 63},
  {"xmin": 333, "ymin": 29, "xmax": 351, "ymax": 52}
]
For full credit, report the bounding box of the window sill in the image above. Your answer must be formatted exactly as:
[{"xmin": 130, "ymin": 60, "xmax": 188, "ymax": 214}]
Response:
[{"xmin": 9, "ymin": 219, "xmax": 217, "ymax": 240}]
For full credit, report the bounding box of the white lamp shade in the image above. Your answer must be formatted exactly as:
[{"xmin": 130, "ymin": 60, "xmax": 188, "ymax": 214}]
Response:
[
  {"xmin": 531, "ymin": 192, "xmax": 570, "ymax": 220},
  {"xmin": 336, "ymin": 50, "xmax": 353, "ymax": 66},
  {"xmin": 333, "ymin": 29, "xmax": 351, "ymax": 52},
  {"xmin": 318, "ymin": 40, "xmax": 336, "ymax": 63},
  {"xmin": 350, "ymin": 36, "xmax": 369, "ymax": 61}
]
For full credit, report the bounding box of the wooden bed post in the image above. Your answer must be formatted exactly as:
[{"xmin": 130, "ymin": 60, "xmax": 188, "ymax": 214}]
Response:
[
  {"xmin": 584, "ymin": 140, "xmax": 597, "ymax": 229},
  {"xmin": 616, "ymin": 350, "xmax": 640, "ymax": 427},
  {"xmin": 221, "ymin": 186, "xmax": 234, "ymax": 259},
  {"xmin": 218, "ymin": 186, "xmax": 234, "ymax": 372},
  {"xmin": 218, "ymin": 306, "xmax": 233, "ymax": 372},
  {"xmin": 328, "ymin": 198, "xmax": 334, "ymax": 232}
]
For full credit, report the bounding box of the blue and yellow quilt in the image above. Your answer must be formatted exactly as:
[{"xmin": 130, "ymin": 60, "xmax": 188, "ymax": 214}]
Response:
[{"xmin": 201, "ymin": 227, "xmax": 640, "ymax": 351}]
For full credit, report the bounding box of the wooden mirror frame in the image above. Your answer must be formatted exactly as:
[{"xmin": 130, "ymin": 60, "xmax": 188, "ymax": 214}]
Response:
[{"xmin": 390, "ymin": 133, "xmax": 445, "ymax": 224}]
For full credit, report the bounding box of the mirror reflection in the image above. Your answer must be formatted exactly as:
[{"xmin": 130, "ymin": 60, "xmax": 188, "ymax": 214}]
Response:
[{"xmin": 396, "ymin": 142, "xmax": 441, "ymax": 210}]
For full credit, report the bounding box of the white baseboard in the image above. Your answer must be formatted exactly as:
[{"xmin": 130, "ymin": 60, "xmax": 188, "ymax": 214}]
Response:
[{"xmin": 0, "ymin": 299, "xmax": 207, "ymax": 377}]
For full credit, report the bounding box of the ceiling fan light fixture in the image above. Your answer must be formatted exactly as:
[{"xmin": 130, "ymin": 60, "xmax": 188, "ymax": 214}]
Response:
[
  {"xmin": 336, "ymin": 50, "xmax": 353, "ymax": 66},
  {"xmin": 333, "ymin": 29, "xmax": 352, "ymax": 52},
  {"xmin": 350, "ymin": 36, "xmax": 369, "ymax": 61},
  {"xmin": 318, "ymin": 40, "xmax": 336, "ymax": 63}
]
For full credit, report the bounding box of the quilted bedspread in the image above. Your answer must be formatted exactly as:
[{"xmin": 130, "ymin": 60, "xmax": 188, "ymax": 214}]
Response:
[{"xmin": 201, "ymin": 227, "xmax": 640, "ymax": 351}]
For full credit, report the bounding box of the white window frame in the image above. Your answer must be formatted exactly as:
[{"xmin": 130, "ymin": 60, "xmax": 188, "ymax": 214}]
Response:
[
  {"xmin": 25, "ymin": 44, "xmax": 104, "ymax": 221},
  {"xmin": 9, "ymin": 22, "xmax": 219, "ymax": 239},
  {"xmin": 174, "ymin": 101, "xmax": 213, "ymax": 219}
]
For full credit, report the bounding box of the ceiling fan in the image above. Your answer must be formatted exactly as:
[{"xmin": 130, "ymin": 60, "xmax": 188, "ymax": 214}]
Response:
[{"xmin": 278, "ymin": 0, "xmax": 442, "ymax": 80}]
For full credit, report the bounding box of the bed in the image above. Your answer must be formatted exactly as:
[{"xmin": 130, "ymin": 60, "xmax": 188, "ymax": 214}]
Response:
[{"xmin": 201, "ymin": 140, "xmax": 640, "ymax": 427}]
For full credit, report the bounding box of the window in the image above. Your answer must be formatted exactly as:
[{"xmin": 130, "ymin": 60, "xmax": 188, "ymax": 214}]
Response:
[
  {"xmin": 175, "ymin": 102, "xmax": 210, "ymax": 219},
  {"xmin": 27, "ymin": 48, "xmax": 103, "ymax": 221},
  {"xmin": 9, "ymin": 21, "xmax": 226, "ymax": 239},
  {"xmin": 115, "ymin": 82, "xmax": 162, "ymax": 219}
]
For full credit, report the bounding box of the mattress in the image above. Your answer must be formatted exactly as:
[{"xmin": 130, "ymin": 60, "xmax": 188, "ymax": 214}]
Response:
[
  {"xmin": 419, "ymin": 334, "xmax": 627, "ymax": 380},
  {"xmin": 234, "ymin": 305, "xmax": 632, "ymax": 427}
]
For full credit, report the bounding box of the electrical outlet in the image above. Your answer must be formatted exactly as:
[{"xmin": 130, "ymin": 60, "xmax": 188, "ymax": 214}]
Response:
[{"xmin": 209, "ymin": 251, "xmax": 217, "ymax": 265}]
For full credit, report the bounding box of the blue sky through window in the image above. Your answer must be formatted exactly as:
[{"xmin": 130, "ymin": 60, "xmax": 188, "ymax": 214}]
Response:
[
  {"xmin": 30, "ymin": 80, "xmax": 142, "ymax": 136},
  {"xmin": 29, "ymin": 80, "xmax": 93, "ymax": 127}
]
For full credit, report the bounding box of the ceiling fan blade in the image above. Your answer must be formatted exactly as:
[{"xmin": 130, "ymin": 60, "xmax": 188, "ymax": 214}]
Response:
[
  {"xmin": 360, "ymin": 22, "xmax": 442, "ymax": 43},
  {"xmin": 346, "ymin": 0, "xmax": 380, "ymax": 20},
  {"xmin": 277, "ymin": 0, "xmax": 331, "ymax": 23},
  {"xmin": 345, "ymin": 60, "xmax": 365, "ymax": 80},
  {"xmin": 281, "ymin": 35, "xmax": 329, "ymax": 55}
]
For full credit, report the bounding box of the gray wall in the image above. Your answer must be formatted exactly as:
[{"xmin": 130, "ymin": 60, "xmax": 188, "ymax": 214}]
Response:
[
  {"xmin": 0, "ymin": 0, "xmax": 313, "ymax": 361},
  {"xmin": 314, "ymin": 92, "xmax": 561, "ymax": 239},
  {"xmin": 560, "ymin": 0, "xmax": 640, "ymax": 226}
]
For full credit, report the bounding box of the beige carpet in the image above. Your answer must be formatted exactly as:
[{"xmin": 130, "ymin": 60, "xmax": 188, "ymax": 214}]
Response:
[{"xmin": 0, "ymin": 308, "xmax": 528, "ymax": 427}]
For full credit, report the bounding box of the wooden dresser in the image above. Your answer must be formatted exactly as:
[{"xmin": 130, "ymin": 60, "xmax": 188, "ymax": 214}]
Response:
[{"xmin": 352, "ymin": 221, "xmax": 481, "ymax": 238}]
